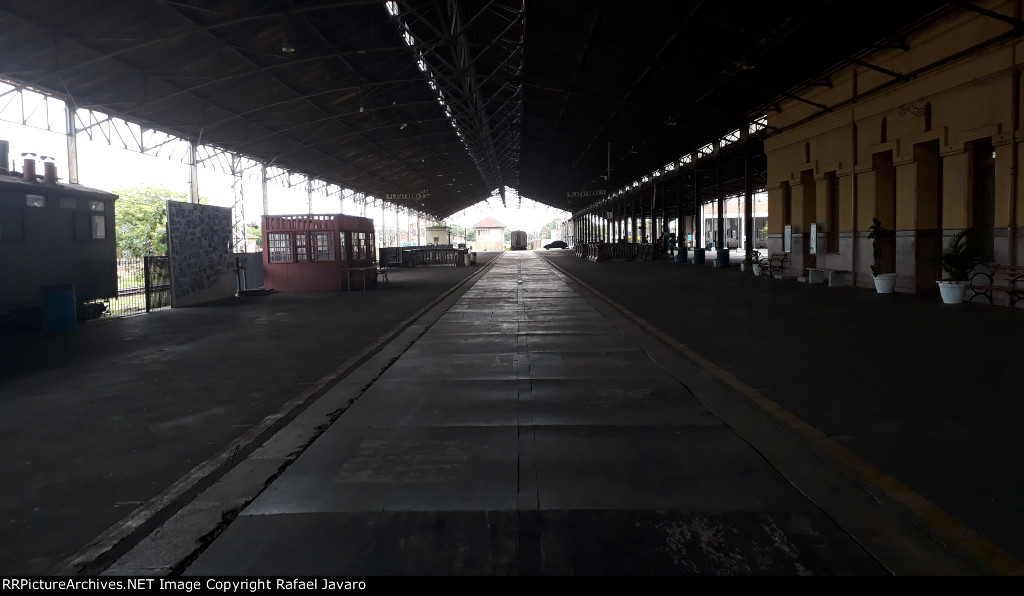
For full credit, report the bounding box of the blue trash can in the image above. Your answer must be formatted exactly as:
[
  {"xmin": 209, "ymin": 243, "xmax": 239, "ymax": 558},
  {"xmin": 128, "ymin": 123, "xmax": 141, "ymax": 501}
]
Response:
[
  {"xmin": 716, "ymin": 248, "xmax": 729, "ymax": 268},
  {"xmin": 692, "ymin": 248, "xmax": 705, "ymax": 265},
  {"xmin": 41, "ymin": 284, "xmax": 77, "ymax": 332}
]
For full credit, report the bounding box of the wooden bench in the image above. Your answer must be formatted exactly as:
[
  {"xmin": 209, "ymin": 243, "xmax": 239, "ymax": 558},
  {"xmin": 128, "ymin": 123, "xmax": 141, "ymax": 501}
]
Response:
[
  {"xmin": 966, "ymin": 264, "xmax": 1024, "ymax": 312},
  {"xmin": 806, "ymin": 267, "xmax": 851, "ymax": 286},
  {"xmin": 758, "ymin": 253, "xmax": 789, "ymax": 278}
]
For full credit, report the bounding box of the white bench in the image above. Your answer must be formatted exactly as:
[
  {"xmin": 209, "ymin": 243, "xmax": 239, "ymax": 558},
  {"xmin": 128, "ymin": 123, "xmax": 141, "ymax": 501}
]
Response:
[{"xmin": 806, "ymin": 268, "xmax": 851, "ymax": 287}]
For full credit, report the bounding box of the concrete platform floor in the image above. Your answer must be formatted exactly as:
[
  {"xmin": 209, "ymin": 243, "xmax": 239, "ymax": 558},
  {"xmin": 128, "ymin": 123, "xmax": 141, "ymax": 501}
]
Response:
[
  {"xmin": 541, "ymin": 248, "xmax": 1024, "ymax": 576},
  {"xmin": 0, "ymin": 255, "xmax": 501, "ymax": 576},
  {"xmin": 122, "ymin": 252, "xmax": 1020, "ymax": 575},
  {"xmin": 3, "ymin": 248, "xmax": 1022, "ymax": 576}
]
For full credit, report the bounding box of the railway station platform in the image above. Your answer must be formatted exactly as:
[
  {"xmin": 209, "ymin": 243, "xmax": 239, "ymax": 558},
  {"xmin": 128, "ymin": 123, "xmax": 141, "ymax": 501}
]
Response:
[{"xmin": 2, "ymin": 249, "xmax": 1022, "ymax": 576}]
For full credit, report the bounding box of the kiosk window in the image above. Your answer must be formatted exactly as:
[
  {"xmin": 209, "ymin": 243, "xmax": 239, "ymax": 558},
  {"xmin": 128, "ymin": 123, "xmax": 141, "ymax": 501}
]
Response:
[{"xmin": 268, "ymin": 233, "xmax": 293, "ymax": 262}]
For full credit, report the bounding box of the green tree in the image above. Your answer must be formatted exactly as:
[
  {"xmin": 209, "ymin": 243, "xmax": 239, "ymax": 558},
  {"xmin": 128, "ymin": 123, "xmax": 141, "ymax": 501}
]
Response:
[
  {"xmin": 451, "ymin": 225, "xmax": 474, "ymax": 242},
  {"xmin": 541, "ymin": 218, "xmax": 560, "ymax": 239},
  {"xmin": 113, "ymin": 185, "xmax": 187, "ymax": 257},
  {"xmin": 247, "ymin": 222, "xmax": 262, "ymax": 249}
]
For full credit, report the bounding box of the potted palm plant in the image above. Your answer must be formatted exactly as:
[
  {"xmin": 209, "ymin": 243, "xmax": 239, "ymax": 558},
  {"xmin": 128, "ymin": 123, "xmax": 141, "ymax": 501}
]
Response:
[
  {"xmin": 868, "ymin": 218, "xmax": 897, "ymax": 293},
  {"xmin": 742, "ymin": 249, "xmax": 762, "ymax": 275},
  {"xmin": 936, "ymin": 229, "xmax": 978, "ymax": 304}
]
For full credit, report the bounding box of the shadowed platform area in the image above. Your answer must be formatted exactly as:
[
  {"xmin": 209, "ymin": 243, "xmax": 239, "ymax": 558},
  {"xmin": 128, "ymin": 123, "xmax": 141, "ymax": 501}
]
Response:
[
  {"xmin": 162, "ymin": 252, "xmax": 988, "ymax": 576},
  {"xmin": 6, "ymin": 250, "xmax": 1022, "ymax": 576}
]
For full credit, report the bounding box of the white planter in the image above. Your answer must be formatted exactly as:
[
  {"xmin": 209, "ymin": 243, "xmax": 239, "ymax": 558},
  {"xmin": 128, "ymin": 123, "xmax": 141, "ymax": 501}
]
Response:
[
  {"xmin": 873, "ymin": 273, "xmax": 897, "ymax": 293},
  {"xmin": 936, "ymin": 280, "xmax": 967, "ymax": 304},
  {"xmin": 752, "ymin": 264, "xmax": 763, "ymax": 277}
]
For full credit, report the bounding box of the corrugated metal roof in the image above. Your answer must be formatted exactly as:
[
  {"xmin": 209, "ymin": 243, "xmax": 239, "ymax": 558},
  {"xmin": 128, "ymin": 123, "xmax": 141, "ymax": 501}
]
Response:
[{"xmin": 0, "ymin": 1, "xmax": 955, "ymax": 218}]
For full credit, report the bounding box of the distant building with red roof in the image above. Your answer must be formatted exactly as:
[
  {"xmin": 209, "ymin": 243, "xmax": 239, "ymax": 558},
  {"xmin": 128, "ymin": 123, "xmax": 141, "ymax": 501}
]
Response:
[{"xmin": 472, "ymin": 217, "xmax": 506, "ymax": 252}]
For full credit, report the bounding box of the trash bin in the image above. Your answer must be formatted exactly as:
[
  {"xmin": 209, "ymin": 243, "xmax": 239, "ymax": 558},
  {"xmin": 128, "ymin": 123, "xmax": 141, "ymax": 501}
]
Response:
[
  {"xmin": 716, "ymin": 248, "xmax": 729, "ymax": 268},
  {"xmin": 41, "ymin": 284, "xmax": 77, "ymax": 332},
  {"xmin": 470, "ymin": 252, "xmax": 477, "ymax": 264},
  {"xmin": 692, "ymin": 248, "xmax": 705, "ymax": 265},
  {"xmin": 675, "ymin": 251, "xmax": 685, "ymax": 263},
  {"xmin": 464, "ymin": 253, "xmax": 472, "ymax": 266}
]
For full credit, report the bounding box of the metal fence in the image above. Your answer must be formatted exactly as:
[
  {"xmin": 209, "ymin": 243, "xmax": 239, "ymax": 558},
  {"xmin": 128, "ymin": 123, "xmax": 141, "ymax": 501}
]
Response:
[
  {"xmin": 143, "ymin": 256, "xmax": 171, "ymax": 312},
  {"xmin": 82, "ymin": 255, "xmax": 171, "ymax": 320}
]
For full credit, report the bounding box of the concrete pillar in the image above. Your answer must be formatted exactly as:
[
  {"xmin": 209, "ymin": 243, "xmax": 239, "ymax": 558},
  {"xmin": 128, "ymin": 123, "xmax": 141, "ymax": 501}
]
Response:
[
  {"xmin": 692, "ymin": 171, "xmax": 701, "ymax": 250},
  {"xmin": 716, "ymin": 164, "xmax": 725, "ymax": 250},
  {"xmin": 744, "ymin": 143, "xmax": 754, "ymax": 253}
]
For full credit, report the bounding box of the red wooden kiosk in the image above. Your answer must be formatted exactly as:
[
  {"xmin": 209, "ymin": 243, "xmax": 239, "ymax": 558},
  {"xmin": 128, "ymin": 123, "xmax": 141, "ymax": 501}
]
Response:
[{"xmin": 262, "ymin": 214, "xmax": 377, "ymax": 292}]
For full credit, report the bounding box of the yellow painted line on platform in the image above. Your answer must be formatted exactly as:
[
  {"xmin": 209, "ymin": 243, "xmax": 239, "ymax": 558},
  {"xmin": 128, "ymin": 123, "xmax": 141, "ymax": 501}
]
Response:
[{"xmin": 545, "ymin": 258, "xmax": 1024, "ymax": 577}]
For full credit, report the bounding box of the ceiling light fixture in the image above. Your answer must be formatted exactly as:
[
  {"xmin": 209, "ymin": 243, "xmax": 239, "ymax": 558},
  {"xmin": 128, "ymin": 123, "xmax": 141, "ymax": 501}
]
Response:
[
  {"xmin": 359, "ymin": 105, "xmax": 364, "ymax": 113},
  {"xmin": 400, "ymin": 123, "xmax": 408, "ymax": 130},
  {"xmin": 280, "ymin": 38, "xmax": 295, "ymax": 53}
]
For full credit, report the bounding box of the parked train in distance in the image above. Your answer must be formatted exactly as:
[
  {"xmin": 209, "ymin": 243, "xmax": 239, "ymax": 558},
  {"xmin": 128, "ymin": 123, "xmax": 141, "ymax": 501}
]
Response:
[{"xmin": 510, "ymin": 230, "xmax": 528, "ymax": 250}]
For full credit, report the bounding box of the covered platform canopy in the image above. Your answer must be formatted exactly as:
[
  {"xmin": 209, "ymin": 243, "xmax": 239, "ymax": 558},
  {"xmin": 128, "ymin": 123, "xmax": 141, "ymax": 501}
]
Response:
[{"xmin": 0, "ymin": 1, "xmax": 955, "ymax": 220}]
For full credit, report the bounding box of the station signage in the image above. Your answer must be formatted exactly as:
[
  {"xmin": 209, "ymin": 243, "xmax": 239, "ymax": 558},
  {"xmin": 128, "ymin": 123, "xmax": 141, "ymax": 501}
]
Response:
[
  {"xmin": 386, "ymin": 193, "xmax": 426, "ymax": 201},
  {"xmin": 566, "ymin": 190, "xmax": 607, "ymax": 198}
]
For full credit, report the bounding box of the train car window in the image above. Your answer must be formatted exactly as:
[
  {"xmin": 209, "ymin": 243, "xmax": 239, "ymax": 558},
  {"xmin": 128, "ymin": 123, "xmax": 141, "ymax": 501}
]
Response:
[
  {"xmin": 0, "ymin": 207, "xmax": 24, "ymax": 241},
  {"xmin": 91, "ymin": 215, "xmax": 106, "ymax": 239}
]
